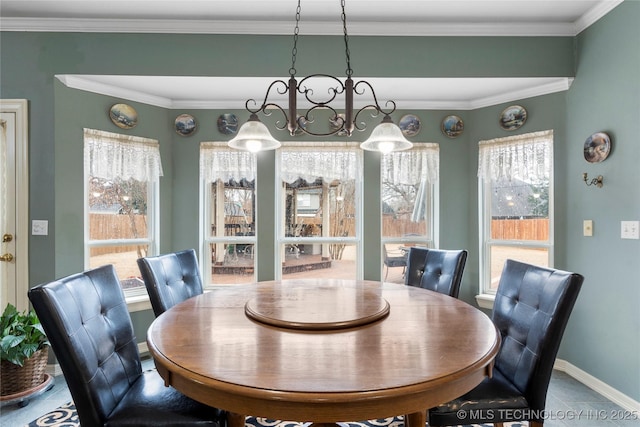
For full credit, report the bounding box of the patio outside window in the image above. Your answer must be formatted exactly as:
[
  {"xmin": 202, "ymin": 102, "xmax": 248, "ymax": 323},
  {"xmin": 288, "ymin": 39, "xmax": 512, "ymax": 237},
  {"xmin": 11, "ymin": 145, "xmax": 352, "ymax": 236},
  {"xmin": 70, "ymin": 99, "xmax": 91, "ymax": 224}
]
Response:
[
  {"xmin": 381, "ymin": 144, "xmax": 439, "ymax": 283},
  {"xmin": 276, "ymin": 142, "xmax": 362, "ymax": 280},
  {"xmin": 200, "ymin": 142, "xmax": 257, "ymax": 285}
]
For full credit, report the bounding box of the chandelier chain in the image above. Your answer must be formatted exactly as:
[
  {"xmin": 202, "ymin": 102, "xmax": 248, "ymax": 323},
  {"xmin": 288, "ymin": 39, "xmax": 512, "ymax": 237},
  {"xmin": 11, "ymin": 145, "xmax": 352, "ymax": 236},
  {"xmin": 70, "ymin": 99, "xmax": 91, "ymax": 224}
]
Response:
[
  {"xmin": 341, "ymin": 0, "xmax": 353, "ymax": 77},
  {"xmin": 289, "ymin": 0, "xmax": 302, "ymax": 77},
  {"xmin": 230, "ymin": 0, "xmax": 411, "ymax": 152}
]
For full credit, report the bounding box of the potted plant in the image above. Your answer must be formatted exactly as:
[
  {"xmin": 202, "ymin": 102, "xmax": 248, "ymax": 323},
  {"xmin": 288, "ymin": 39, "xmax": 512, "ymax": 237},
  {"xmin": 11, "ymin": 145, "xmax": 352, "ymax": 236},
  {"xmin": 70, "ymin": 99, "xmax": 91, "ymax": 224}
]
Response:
[{"xmin": 0, "ymin": 303, "xmax": 50, "ymax": 397}]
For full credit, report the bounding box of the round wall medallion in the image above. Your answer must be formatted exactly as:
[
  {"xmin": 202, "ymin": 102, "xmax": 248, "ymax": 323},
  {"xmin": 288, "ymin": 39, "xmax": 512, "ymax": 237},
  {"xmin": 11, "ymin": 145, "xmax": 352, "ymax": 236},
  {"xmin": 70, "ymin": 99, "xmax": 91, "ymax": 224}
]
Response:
[
  {"xmin": 217, "ymin": 113, "xmax": 238, "ymax": 135},
  {"xmin": 109, "ymin": 103, "xmax": 138, "ymax": 129},
  {"xmin": 175, "ymin": 114, "xmax": 197, "ymax": 136},
  {"xmin": 293, "ymin": 115, "xmax": 309, "ymax": 136},
  {"xmin": 583, "ymin": 132, "xmax": 611, "ymax": 163},
  {"xmin": 499, "ymin": 105, "xmax": 527, "ymax": 131},
  {"xmin": 399, "ymin": 114, "xmax": 421, "ymax": 137},
  {"xmin": 441, "ymin": 115, "xmax": 464, "ymax": 138},
  {"xmin": 329, "ymin": 113, "xmax": 348, "ymax": 136}
]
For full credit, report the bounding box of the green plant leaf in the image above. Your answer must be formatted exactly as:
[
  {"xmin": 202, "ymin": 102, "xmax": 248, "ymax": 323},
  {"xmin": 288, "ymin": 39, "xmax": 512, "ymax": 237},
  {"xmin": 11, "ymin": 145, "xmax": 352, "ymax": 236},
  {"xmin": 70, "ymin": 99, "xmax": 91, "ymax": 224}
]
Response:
[{"xmin": 1, "ymin": 303, "xmax": 49, "ymax": 366}]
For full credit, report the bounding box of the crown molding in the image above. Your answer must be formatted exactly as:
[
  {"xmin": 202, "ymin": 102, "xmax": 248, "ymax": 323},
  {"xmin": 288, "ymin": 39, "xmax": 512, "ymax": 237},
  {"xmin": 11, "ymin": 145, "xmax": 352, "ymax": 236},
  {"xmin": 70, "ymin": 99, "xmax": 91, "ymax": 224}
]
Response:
[
  {"xmin": 57, "ymin": 75, "xmax": 573, "ymax": 111},
  {"xmin": 467, "ymin": 77, "xmax": 574, "ymax": 110},
  {"xmin": 0, "ymin": 0, "xmax": 623, "ymax": 36},
  {"xmin": 0, "ymin": 17, "xmax": 605, "ymax": 37},
  {"xmin": 56, "ymin": 75, "xmax": 175, "ymax": 108},
  {"xmin": 574, "ymin": 0, "xmax": 624, "ymax": 34}
]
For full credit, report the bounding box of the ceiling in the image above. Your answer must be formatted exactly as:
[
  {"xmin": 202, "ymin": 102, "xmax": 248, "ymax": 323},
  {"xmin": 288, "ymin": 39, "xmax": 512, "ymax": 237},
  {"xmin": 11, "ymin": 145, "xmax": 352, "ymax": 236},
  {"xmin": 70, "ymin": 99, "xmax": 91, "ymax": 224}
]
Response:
[{"xmin": 2, "ymin": 1, "xmax": 623, "ymax": 110}]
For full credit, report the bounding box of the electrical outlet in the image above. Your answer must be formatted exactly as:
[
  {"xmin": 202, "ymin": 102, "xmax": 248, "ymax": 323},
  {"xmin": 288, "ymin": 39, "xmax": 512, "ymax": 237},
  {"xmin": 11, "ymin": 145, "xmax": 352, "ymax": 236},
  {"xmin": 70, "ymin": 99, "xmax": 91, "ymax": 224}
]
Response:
[
  {"xmin": 32, "ymin": 220, "xmax": 48, "ymax": 236},
  {"xmin": 621, "ymin": 221, "xmax": 639, "ymax": 239},
  {"xmin": 583, "ymin": 220, "xmax": 593, "ymax": 237}
]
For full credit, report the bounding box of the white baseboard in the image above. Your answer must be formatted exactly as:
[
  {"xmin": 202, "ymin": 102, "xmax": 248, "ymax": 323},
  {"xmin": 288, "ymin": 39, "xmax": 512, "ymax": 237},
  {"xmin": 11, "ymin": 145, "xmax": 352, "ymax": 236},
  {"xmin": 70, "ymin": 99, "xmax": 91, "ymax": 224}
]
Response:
[
  {"xmin": 554, "ymin": 358, "xmax": 640, "ymax": 412},
  {"xmin": 138, "ymin": 341, "xmax": 149, "ymax": 357},
  {"xmin": 46, "ymin": 363, "xmax": 63, "ymax": 377},
  {"xmin": 46, "ymin": 341, "xmax": 151, "ymax": 377}
]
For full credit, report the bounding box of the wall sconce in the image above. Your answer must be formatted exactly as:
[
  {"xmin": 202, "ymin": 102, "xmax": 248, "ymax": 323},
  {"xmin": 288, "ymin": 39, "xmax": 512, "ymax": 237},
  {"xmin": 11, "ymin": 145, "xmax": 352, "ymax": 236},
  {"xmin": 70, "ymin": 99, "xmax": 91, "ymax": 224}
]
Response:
[{"xmin": 583, "ymin": 172, "xmax": 603, "ymax": 188}]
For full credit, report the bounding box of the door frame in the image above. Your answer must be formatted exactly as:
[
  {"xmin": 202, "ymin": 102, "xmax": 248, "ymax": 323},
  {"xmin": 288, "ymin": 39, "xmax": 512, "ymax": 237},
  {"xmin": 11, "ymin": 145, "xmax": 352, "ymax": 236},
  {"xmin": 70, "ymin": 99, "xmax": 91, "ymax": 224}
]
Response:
[{"xmin": 1, "ymin": 99, "xmax": 29, "ymax": 311}]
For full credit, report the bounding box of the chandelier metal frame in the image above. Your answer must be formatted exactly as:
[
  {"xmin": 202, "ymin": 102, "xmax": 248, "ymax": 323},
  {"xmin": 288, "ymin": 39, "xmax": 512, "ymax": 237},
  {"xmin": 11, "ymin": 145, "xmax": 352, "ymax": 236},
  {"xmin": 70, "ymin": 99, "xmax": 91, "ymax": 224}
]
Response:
[{"xmin": 243, "ymin": 0, "xmax": 401, "ymax": 139}]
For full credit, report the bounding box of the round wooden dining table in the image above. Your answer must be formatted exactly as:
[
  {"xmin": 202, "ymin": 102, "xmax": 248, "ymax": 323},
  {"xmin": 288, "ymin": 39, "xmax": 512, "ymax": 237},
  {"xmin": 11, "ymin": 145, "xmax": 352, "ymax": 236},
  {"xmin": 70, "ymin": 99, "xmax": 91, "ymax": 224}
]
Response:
[{"xmin": 147, "ymin": 279, "xmax": 499, "ymax": 427}]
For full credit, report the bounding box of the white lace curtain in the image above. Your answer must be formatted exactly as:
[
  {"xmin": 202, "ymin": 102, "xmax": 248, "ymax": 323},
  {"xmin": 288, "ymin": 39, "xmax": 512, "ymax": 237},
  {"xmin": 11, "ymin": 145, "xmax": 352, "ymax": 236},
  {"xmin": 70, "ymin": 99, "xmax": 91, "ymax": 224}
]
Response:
[
  {"xmin": 200, "ymin": 142, "xmax": 256, "ymax": 183},
  {"xmin": 382, "ymin": 143, "xmax": 440, "ymax": 185},
  {"xmin": 478, "ymin": 130, "xmax": 553, "ymax": 182},
  {"xmin": 280, "ymin": 142, "xmax": 360, "ymax": 184},
  {"xmin": 84, "ymin": 128, "xmax": 163, "ymax": 182}
]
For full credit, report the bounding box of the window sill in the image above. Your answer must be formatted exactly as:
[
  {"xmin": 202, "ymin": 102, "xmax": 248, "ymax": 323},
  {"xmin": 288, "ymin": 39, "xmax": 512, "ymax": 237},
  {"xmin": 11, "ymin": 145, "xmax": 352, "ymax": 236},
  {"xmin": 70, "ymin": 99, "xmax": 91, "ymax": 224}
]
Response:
[
  {"xmin": 126, "ymin": 294, "xmax": 152, "ymax": 312},
  {"xmin": 475, "ymin": 293, "xmax": 495, "ymax": 310}
]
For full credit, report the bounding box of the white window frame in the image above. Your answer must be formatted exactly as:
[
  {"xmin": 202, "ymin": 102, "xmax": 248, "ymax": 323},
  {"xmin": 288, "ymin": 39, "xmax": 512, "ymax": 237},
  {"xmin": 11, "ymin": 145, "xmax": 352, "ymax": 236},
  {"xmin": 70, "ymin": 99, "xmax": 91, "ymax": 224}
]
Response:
[
  {"xmin": 477, "ymin": 130, "xmax": 554, "ymax": 309},
  {"xmin": 199, "ymin": 142, "xmax": 257, "ymax": 288},
  {"xmin": 380, "ymin": 144, "xmax": 440, "ymax": 261},
  {"xmin": 83, "ymin": 129, "xmax": 161, "ymax": 302},
  {"xmin": 275, "ymin": 142, "xmax": 363, "ymax": 280}
]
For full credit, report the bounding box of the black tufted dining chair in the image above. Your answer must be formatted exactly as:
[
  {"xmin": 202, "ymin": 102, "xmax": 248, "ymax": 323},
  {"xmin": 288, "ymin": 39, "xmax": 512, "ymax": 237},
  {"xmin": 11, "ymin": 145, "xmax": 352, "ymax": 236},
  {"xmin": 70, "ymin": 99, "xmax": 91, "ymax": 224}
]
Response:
[
  {"xmin": 137, "ymin": 249, "xmax": 204, "ymax": 317},
  {"xmin": 404, "ymin": 247, "xmax": 467, "ymax": 298},
  {"xmin": 427, "ymin": 259, "xmax": 584, "ymax": 427},
  {"xmin": 28, "ymin": 264, "xmax": 226, "ymax": 427}
]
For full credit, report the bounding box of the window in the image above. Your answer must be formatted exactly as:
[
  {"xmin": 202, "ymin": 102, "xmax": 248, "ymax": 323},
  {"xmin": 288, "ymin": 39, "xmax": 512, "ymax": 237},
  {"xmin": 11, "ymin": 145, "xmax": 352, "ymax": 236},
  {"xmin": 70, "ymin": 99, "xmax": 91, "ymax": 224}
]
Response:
[
  {"xmin": 200, "ymin": 142, "xmax": 257, "ymax": 286},
  {"xmin": 478, "ymin": 130, "xmax": 553, "ymax": 299},
  {"xmin": 276, "ymin": 142, "xmax": 362, "ymax": 280},
  {"xmin": 84, "ymin": 128, "xmax": 162, "ymax": 297},
  {"xmin": 381, "ymin": 144, "xmax": 439, "ymax": 283}
]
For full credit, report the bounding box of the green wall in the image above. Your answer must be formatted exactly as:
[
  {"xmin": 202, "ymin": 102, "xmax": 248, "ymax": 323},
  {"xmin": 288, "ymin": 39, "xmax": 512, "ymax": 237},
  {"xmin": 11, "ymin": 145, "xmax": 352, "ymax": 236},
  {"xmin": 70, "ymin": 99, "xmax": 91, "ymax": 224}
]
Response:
[
  {"xmin": 564, "ymin": 3, "xmax": 640, "ymax": 401},
  {"xmin": 1, "ymin": 1, "xmax": 638, "ymax": 402}
]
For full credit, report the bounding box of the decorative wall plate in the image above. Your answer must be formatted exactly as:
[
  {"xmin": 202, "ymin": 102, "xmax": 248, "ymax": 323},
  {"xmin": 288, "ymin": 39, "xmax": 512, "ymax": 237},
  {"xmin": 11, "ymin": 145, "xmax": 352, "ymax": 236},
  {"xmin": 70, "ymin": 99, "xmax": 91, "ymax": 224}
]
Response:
[
  {"xmin": 217, "ymin": 113, "xmax": 238, "ymax": 135},
  {"xmin": 293, "ymin": 115, "xmax": 309, "ymax": 136},
  {"xmin": 109, "ymin": 103, "xmax": 138, "ymax": 129},
  {"xmin": 583, "ymin": 132, "xmax": 611, "ymax": 163},
  {"xmin": 329, "ymin": 113, "xmax": 348, "ymax": 136},
  {"xmin": 175, "ymin": 114, "xmax": 196, "ymax": 136},
  {"xmin": 441, "ymin": 115, "xmax": 464, "ymax": 138},
  {"xmin": 399, "ymin": 114, "xmax": 421, "ymax": 137},
  {"xmin": 499, "ymin": 105, "xmax": 527, "ymax": 131}
]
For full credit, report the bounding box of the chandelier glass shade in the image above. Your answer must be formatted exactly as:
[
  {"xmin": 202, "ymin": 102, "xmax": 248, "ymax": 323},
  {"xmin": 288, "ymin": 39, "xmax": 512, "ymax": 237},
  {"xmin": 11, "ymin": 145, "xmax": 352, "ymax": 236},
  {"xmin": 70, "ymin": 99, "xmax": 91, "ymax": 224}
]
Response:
[
  {"xmin": 228, "ymin": 113, "xmax": 281, "ymax": 152},
  {"xmin": 228, "ymin": 0, "xmax": 413, "ymax": 153},
  {"xmin": 359, "ymin": 115, "xmax": 413, "ymax": 153}
]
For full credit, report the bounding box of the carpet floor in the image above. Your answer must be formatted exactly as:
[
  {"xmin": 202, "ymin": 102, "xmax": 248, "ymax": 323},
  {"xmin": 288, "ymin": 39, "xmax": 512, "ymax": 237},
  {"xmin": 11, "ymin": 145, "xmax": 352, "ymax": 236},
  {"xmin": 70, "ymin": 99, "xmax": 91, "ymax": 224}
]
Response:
[{"xmin": 25, "ymin": 402, "xmax": 524, "ymax": 427}]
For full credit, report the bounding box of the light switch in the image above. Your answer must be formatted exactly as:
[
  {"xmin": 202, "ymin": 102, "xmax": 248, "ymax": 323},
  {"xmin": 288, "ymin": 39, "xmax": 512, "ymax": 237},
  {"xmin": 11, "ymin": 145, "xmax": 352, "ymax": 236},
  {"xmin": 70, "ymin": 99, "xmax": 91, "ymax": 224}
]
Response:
[
  {"xmin": 583, "ymin": 220, "xmax": 593, "ymax": 237},
  {"xmin": 32, "ymin": 220, "xmax": 48, "ymax": 236},
  {"xmin": 621, "ymin": 221, "xmax": 640, "ymax": 239}
]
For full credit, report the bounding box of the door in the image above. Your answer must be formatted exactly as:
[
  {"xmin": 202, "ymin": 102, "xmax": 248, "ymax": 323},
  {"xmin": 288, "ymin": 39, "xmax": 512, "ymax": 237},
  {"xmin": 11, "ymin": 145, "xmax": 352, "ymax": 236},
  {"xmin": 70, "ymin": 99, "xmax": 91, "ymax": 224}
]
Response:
[{"xmin": 1, "ymin": 100, "xmax": 29, "ymax": 311}]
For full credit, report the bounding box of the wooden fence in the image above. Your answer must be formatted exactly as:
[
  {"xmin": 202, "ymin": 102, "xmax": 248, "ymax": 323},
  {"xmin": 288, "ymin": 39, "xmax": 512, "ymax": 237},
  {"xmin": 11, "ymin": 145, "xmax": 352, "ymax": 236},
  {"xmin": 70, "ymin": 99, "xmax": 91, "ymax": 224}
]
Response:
[
  {"xmin": 382, "ymin": 215, "xmax": 427, "ymax": 237},
  {"xmin": 90, "ymin": 214, "xmax": 549, "ymax": 256},
  {"xmin": 89, "ymin": 214, "xmax": 147, "ymax": 256},
  {"xmin": 491, "ymin": 218, "xmax": 549, "ymax": 240}
]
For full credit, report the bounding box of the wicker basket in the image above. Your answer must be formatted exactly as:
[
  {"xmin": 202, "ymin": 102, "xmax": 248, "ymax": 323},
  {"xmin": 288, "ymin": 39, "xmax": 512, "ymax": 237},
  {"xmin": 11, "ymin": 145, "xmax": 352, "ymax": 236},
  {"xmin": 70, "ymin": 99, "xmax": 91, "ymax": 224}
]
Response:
[{"xmin": 0, "ymin": 347, "xmax": 49, "ymax": 396}]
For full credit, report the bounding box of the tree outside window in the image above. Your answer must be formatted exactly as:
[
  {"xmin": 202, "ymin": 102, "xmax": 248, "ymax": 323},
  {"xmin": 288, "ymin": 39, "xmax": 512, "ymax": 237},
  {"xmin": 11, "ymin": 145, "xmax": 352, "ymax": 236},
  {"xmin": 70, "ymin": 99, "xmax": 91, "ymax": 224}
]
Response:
[
  {"xmin": 479, "ymin": 130, "xmax": 553, "ymax": 295},
  {"xmin": 84, "ymin": 129, "xmax": 162, "ymax": 295}
]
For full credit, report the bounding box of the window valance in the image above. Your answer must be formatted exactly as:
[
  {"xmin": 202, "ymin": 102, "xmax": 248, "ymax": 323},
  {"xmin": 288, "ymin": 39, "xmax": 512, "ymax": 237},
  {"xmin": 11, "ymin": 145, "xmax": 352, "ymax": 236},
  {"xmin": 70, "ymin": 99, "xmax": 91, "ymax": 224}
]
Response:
[
  {"xmin": 84, "ymin": 128, "xmax": 163, "ymax": 182},
  {"xmin": 200, "ymin": 142, "xmax": 256, "ymax": 183},
  {"xmin": 478, "ymin": 130, "xmax": 553, "ymax": 182},
  {"xmin": 280, "ymin": 142, "xmax": 361, "ymax": 184},
  {"xmin": 382, "ymin": 143, "xmax": 440, "ymax": 185}
]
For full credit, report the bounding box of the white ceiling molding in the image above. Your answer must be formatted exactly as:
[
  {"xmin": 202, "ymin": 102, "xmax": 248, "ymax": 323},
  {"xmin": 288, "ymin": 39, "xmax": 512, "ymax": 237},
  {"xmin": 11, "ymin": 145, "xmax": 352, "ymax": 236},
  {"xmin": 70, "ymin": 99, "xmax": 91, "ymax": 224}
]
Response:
[
  {"xmin": 465, "ymin": 77, "xmax": 574, "ymax": 110},
  {"xmin": 56, "ymin": 75, "xmax": 175, "ymax": 109},
  {"xmin": 56, "ymin": 75, "xmax": 573, "ymax": 111},
  {"xmin": 0, "ymin": 1, "xmax": 624, "ymax": 37},
  {"xmin": 573, "ymin": 0, "xmax": 624, "ymax": 34},
  {"xmin": 0, "ymin": 17, "xmax": 582, "ymax": 37}
]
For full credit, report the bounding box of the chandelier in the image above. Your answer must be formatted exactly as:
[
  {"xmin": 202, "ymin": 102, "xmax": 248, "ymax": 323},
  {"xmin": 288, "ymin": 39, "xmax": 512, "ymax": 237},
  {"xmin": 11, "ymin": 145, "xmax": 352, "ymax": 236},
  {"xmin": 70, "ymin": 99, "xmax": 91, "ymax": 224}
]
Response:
[{"xmin": 228, "ymin": 0, "xmax": 413, "ymax": 153}]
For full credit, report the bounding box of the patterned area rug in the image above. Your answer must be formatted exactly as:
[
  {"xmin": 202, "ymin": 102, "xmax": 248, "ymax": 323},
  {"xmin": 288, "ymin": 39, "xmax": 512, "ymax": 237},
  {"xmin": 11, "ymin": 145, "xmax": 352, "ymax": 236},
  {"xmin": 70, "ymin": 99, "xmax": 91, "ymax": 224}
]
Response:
[{"xmin": 26, "ymin": 402, "xmax": 523, "ymax": 427}]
